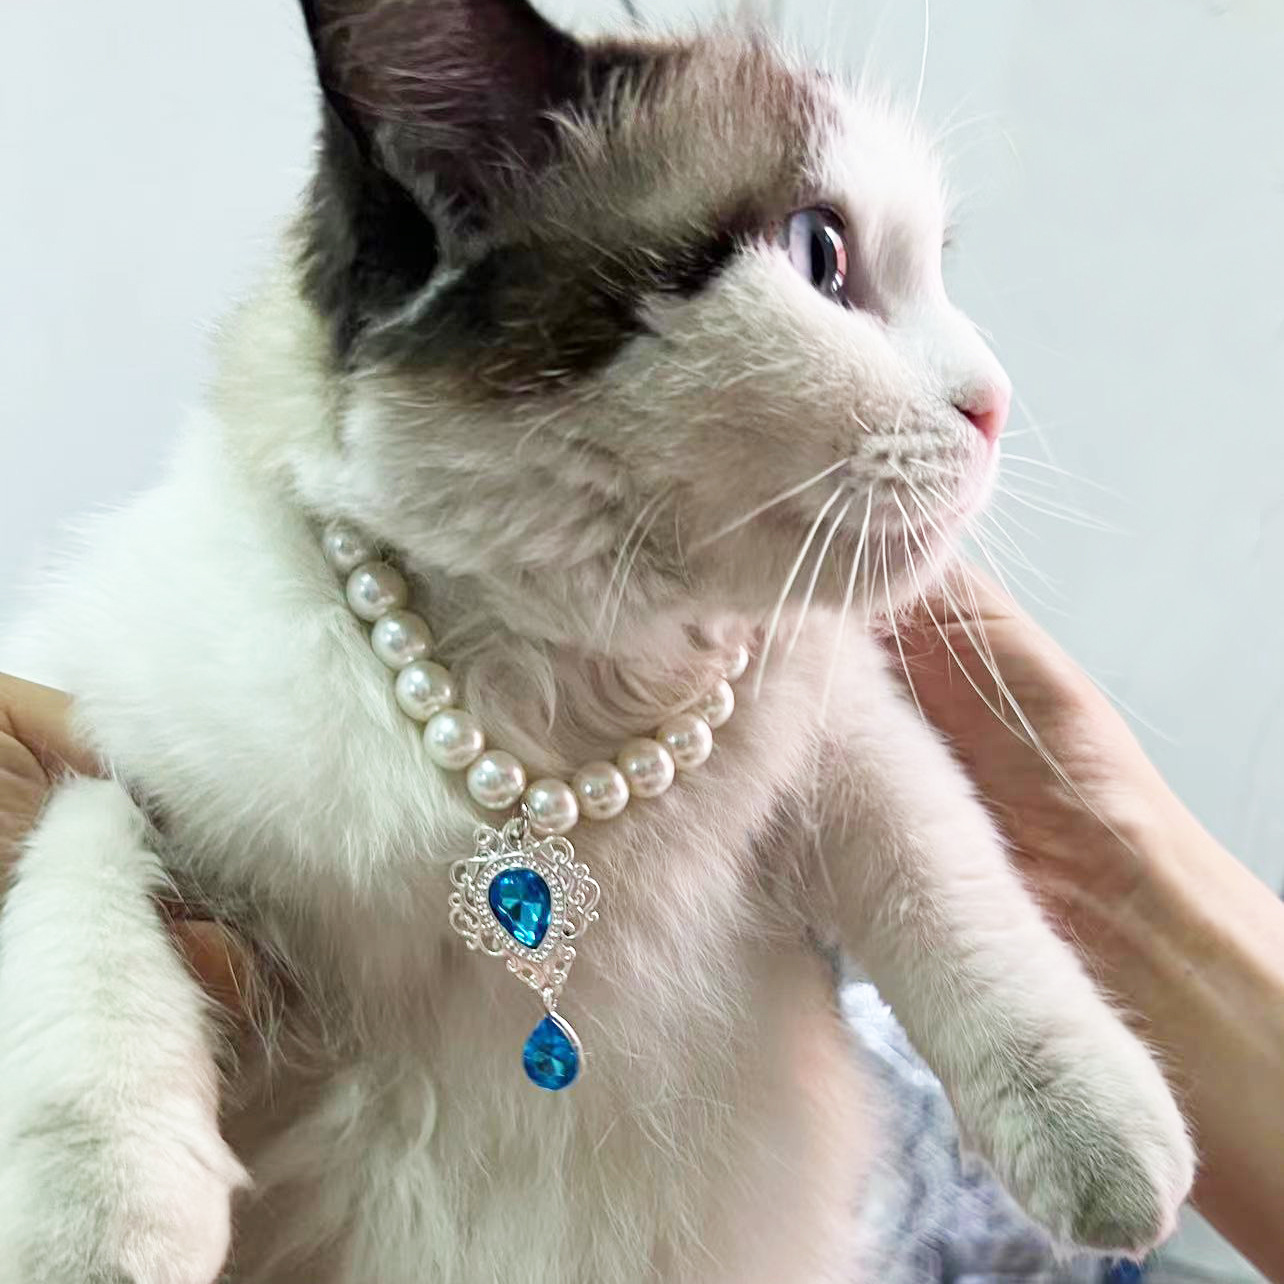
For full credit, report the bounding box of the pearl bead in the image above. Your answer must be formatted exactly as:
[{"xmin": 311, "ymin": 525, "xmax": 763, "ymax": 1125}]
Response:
[
  {"xmin": 657, "ymin": 712, "xmax": 714, "ymax": 771},
  {"xmin": 723, "ymin": 644, "xmax": 751, "ymax": 684},
  {"xmin": 616, "ymin": 737, "xmax": 676, "ymax": 799},
  {"xmin": 322, "ymin": 521, "xmax": 375, "ymax": 576},
  {"xmin": 346, "ymin": 561, "xmax": 408, "ymax": 622},
  {"xmin": 424, "ymin": 709, "xmax": 485, "ymax": 770},
  {"xmin": 466, "ymin": 751, "xmax": 527, "ymax": 812},
  {"xmin": 572, "ymin": 761, "xmax": 630, "ymax": 821},
  {"xmin": 395, "ymin": 661, "xmax": 456, "ymax": 722},
  {"xmin": 694, "ymin": 678, "xmax": 735, "ymax": 729},
  {"xmin": 524, "ymin": 778, "xmax": 580, "ymax": 835},
  {"xmin": 370, "ymin": 609, "xmax": 434, "ymax": 670}
]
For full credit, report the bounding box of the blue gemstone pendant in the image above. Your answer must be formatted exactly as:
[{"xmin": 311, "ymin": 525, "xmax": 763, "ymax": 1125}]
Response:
[
  {"xmin": 449, "ymin": 815, "xmax": 601, "ymax": 1093},
  {"xmin": 487, "ymin": 867, "xmax": 552, "ymax": 949},
  {"xmin": 522, "ymin": 1011, "xmax": 582, "ymax": 1091}
]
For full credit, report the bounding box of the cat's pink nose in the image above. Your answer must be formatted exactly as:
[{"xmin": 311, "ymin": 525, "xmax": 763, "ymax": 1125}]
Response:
[{"xmin": 956, "ymin": 384, "xmax": 1010, "ymax": 444}]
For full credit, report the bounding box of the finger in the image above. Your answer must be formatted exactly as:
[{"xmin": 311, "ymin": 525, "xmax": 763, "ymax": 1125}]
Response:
[
  {"xmin": 0, "ymin": 676, "xmax": 254, "ymax": 1018},
  {"xmin": 0, "ymin": 673, "xmax": 102, "ymax": 779},
  {"xmin": 172, "ymin": 921, "xmax": 256, "ymax": 1020},
  {"xmin": 903, "ymin": 560, "xmax": 1018, "ymax": 631},
  {"xmin": 880, "ymin": 561, "xmax": 1011, "ymax": 681}
]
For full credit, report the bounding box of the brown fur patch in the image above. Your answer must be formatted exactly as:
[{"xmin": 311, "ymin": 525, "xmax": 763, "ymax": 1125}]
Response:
[{"xmin": 360, "ymin": 33, "xmax": 838, "ymax": 393}]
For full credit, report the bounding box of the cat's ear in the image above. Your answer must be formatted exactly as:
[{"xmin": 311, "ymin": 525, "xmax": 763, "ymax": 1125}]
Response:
[{"xmin": 299, "ymin": 0, "xmax": 589, "ymax": 220}]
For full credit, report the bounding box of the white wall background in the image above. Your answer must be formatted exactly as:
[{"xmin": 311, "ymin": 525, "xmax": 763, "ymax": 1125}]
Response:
[{"xmin": 2, "ymin": 1, "xmax": 1280, "ymax": 1278}]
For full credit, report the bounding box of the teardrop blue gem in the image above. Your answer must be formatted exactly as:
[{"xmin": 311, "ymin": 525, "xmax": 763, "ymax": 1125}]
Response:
[
  {"xmin": 523, "ymin": 1015, "xmax": 580, "ymax": 1091},
  {"xmin": 488, "ymin": 868, "xmax": 552, "ymax": 949}
]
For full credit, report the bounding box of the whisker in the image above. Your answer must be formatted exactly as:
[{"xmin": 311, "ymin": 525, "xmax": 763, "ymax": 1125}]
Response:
[
  {"xmin": 820, "ymin": 489, "xmax": 873, "ymax": 723},
  {"xmin": 955, "ymin": 527, "xmax": 1024, "ymax": 600},
  {"xmin": 1000, "ymin": 464, "xmax": 1127, "ymax": 516},
  {"xmin": 1083, "ymin": 670, "xmax": 1175, "ymax": 744},
  {"xmin": 885, "ymin": 497, "xmax": 926, "ymax": 724},
  {"xmin": 904, "ymin": 456, "xmax": 962, "ymax": 478},
  {"xmin": 754, "ymin": 486, "xmax": 846, "ymax": 699},
  {"xmin": 974, "ymin": 508, "xmax": 1040, "ymax": 562},
  {"xmin": 513, "ymin": 403, "xmax": 576, "ymax": 454},
  {"xmin": 898, "ymin": 523, "xmax": 1040, "ymax": 747},
  {"xmin": 671, "ymin": 501, "xmax": 687, "ymax": 579},
  {"xmin": 784, "ymin": 494, "xmax": 854, "ymax": 660},
  {"xmin": 915, "ymin": 479, "xmax": 1063, "ymax": 607},
  {"xmin": 934, "ymin": 106, "xmax": 997, "ymax": 148},
  {"xmin": 902, "ymin": 470, "xmax": 1041, "ymax": 549},
  {"xmin": 891, "ymin": 476, "xmax": 1034, "ymax": 718},
  {"xmin": 888, "ymin": 467, "xmax": 951, "ymax": 550},
  {"xmin": 917, "ymin": 478, "xmax": 1044, "ymax": 574},
  {"xmin": 932, "ymin": 575, "xmax": 1136, "ymax": 846},
  {"xmin": 998, "ymin": 466, "xmax": 1068, "ymax": 492},
  {"xmin": 1001, "ymin": 452, "xmax": 1122, "ymax": 497},
  {"xmin": 992, "ymin": 485, "xmax": 1122, "ymax": 534},
  {"xmin": 899, "ymin": 480, "xmax": 1129, "ymax": 729},
  {"xmin": 690, "ymin": 457, "xmax": 850, "ymax": 552},
  {"xmin": 911, "ymin": 0, "xmax": 931, "ymax": 121},
  {"xmin": 1011, "ymin": 389, "xmax": 1061, "ymax": 467},
  {"xmin": 984, "ymin": 537, "xmax": 1071, "ymax": 616},
  {"xmin": 602, "ymin": 494, "xmax": 668, "ymax": 647},
  {"xmin": 889, "ymin": 480, "xmax": 1005, "ymax": 683},
  {"xmin": 890, "ymin": 503, "xmax": 1141, "ymax": 846},
  {"xmin": 977, "ymin": 495, "xmax": 1045, "ymax": 547},
  {"xmin": 952, "ymin": 552, "xmax": 1008, "ymax": 716},
  {"xmin": 897, "ymin": 519, "xmax": 1004, "ymax": 731},
  {"xmin": 596, "ymin": 491, "xmax": 666, "ymax": 638}
]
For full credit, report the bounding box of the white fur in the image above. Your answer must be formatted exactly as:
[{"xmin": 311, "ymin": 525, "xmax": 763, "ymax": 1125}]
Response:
[
  {"xmin": 0, "ymin": 63, "xmax": 1192, "ymax": 1284},
  {"xmin": 0, "ymin": 779, "xmax": 246, "ymax": 1284}
]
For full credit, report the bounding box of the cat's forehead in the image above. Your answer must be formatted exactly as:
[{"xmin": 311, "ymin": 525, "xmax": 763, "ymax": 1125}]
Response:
[
  {"xmin": 815, "ymin": 89, "xmax": 950, "ymax": 294},
  {"xmin": 820, "ymin": 91, "xmax": 948, "ymax": 234},
  {"xmin": 514, "ymin": 36, "xmax": 946, "ymax": 267},
  {"xmin": 504, "ymin": 35, "xmax": 825, "ymax": 242}
]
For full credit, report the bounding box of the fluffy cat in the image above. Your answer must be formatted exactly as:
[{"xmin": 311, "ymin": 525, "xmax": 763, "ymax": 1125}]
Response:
[{"xmin": 0, "ymin": 3, "xmax": 1194, "ymax": 1281}]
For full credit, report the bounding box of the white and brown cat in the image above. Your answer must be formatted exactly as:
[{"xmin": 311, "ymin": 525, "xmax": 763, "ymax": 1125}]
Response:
[{"xmin": 0, "ymin": 3, "xmax": 1193, "ymax": 1281}]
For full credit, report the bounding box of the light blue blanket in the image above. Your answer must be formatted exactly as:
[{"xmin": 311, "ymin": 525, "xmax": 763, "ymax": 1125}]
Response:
[{"xmin": 845, "ymin": 981, "xmax": 1135, "ymax": 1284}]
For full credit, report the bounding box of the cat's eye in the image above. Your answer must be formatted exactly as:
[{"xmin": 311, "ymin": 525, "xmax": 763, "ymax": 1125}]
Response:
[{"xmin": 780, "ymin": 208, "xmax": 849, "ymax": 301}]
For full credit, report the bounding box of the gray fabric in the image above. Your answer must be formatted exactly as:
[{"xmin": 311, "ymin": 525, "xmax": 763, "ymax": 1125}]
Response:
[{"xmin": 844, "ymin": 981, "xmax": 1110, "ymax": 1283}]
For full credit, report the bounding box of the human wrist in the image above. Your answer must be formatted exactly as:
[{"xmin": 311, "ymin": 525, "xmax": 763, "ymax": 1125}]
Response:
[
  {"xmin": 1046, "ymin": 759, "xmax": 1204, "ymax": 972},
  {"xmin": 1092, "ymin": 795, "xmax": 1284, "ymax": 1283},
  {"xmin": 1062, "ymin": 770, "xmax": 1284, "ymax": 1018}
]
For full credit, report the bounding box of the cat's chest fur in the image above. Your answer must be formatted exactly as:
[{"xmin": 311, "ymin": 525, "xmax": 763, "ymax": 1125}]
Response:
[
  {"xmin": 3, "ymin": 423, "xmax": 880, "ymax": 1283},
  {"xmin": 0, "ymin": 376, "xmax": 894, "ymax": 1283},
  {"xmin": 10, "ymin": 423, "xmax": 858, "ymax": 1013}
]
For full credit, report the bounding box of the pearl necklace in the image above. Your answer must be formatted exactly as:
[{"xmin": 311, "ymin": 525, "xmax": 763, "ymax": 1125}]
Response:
[
  {"xmin": 321, "ymin": 520, "xmax": 749, "ymax": 1091},
  {"xmin": 322, "ymin": 520, "xmax": 749, "ymax": 835}
]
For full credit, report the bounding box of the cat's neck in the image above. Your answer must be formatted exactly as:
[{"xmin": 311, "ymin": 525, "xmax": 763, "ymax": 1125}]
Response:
[
  {"xmin": 407, "ymin": 560, "xmax": 747, "ymax": 778},
  {"xmin": 211, "ymin": 260, "xmax": 753, "ymax": 774}
]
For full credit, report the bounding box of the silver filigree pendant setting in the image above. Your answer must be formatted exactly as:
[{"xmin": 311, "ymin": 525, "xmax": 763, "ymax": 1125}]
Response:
[{"xmin": 449, "ymin": 814, "xmax": 600, "ymax": 1091}]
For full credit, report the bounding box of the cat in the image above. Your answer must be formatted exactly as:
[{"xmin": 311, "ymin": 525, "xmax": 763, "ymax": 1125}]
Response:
[{"xmin": 0, "ymin": 2, "xmax": 1194, "ymax": 1282}]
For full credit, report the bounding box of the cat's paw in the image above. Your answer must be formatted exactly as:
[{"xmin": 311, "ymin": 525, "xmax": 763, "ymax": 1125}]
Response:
[
  {"xmin": 960, "ymin": 1025, "xmax": 1195, "ymax": 1254},
  {"xmin": 0, "ymin": 1100, "xmax": 246, "ymax": 1284}
]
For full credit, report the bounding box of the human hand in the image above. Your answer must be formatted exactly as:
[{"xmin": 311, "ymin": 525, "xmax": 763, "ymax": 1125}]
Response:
[
  {"xmin": 885, "ymin": 564, "xmax": 1182, "ymax": 926},
  {"xmin": 890, "ymin": 566, "xmax": 1284, "ymax": 1282},
  {"xmin": 0, "ymin": 672, "xmax": 252, "ymax": 1016}
]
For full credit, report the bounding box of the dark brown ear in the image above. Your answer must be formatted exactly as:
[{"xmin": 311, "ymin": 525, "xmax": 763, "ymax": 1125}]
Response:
[
  {"xmin": 297, "ymin": 0, "xmax": 611, "ymax": 352},
  {"xmin": 300, "ymin": 0, "xmax": 588, "ymax": 215}
]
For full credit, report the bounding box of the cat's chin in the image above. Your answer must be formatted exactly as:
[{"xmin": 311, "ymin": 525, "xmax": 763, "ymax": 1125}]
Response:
[{"xmin": 955, "ymin": 445, "xmax": 1002, "ymax": 521}]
